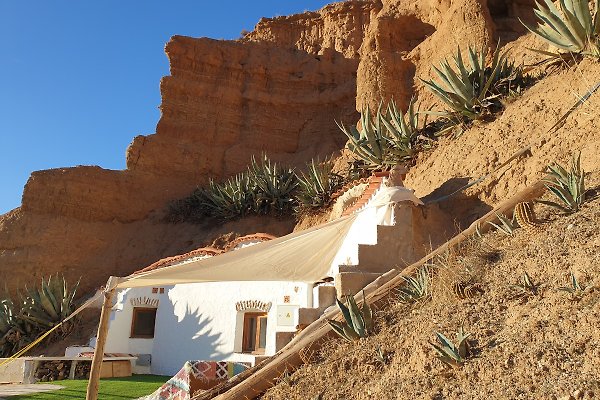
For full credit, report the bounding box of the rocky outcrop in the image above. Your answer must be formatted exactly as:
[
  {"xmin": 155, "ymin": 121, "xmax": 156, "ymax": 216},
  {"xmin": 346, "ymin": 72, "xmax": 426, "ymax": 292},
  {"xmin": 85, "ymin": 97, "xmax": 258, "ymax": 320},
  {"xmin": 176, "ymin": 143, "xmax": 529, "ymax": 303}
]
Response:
[{"xmin": 1, "ymin": 0, "xmax": 529, "ymax": 294}]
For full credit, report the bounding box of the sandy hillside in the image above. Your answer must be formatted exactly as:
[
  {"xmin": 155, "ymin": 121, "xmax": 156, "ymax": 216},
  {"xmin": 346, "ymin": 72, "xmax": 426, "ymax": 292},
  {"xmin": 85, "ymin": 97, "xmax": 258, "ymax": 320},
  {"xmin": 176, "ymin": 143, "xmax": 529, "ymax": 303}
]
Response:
[{"xmin": 263, "ymin": 172, "xmax": 600, "ymax": 400}]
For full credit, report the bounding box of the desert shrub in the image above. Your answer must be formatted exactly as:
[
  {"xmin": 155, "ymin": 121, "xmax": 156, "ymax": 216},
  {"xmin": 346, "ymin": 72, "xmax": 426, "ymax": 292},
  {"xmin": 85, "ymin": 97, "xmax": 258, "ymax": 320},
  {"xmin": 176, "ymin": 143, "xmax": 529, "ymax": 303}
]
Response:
[
  {"xmin": 430, "ymin": 327, "xmax": 472, "ymax": 368},
  {"xmin": 397, "ymin": 266, "xmax": 431, "ymax": 303},
  {"xmin": 296, "ymin": 158, "xmax": 345, "ymax": 215},
  {"xmin": 558, "ymin": 271, "xmax": 591, "ymax": 299},
  {"xmin": 539, "ymin": 152, "xmax": 586, "ymax": 213},
  {"xmin": 327, "ymin": 292, "xmax": 373, "ymax": 342},
  {"xmin": 521, "ymin": 0, "xmax": 600, "ymax": 59},
  {"xmin": 0, "ymin": 275, "xmax": 79, "ymax": 357},
  {"xmin": 249, "ymin": 155, "xmax": 298, "ymax": 215},
  {"xmin": 200, "ymin": 173, "xmax": 256, "ymax": 220},
  {"xmin": 337, "ymin": 98, "xmax": 425, "ymax": 171},
  {"xmin": 422, "ymin": 45, "xmax": 526, "ymax": 123},
  {"xmin": 167, "ymin": 155, "xmax": 300, "ymax": 222}
]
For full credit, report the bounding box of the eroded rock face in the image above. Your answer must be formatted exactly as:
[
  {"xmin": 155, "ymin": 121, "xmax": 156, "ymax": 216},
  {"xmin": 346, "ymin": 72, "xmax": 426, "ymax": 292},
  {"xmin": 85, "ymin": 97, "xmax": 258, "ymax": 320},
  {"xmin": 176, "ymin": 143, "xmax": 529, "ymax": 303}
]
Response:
[{"xmin": 1, "ymin": 0, "xmax": 507, "ymax": 294}]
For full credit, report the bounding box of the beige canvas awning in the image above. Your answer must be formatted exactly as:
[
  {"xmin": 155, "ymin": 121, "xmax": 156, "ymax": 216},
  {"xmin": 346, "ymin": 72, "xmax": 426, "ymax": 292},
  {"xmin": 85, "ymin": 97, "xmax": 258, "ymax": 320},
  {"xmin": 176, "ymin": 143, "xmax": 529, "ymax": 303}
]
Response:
[{"xmin": 116, "ymin": 186, "xmax": 422, "ymax": 288}]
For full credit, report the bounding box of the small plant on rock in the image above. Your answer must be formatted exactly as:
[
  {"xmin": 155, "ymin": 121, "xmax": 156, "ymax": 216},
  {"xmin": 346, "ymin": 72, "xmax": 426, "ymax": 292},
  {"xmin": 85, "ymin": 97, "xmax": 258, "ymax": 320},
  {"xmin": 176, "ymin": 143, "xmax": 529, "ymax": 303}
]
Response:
[
  {"xmin": 430, "ymin": 327, "xmax": 472, "ymax": 368},
  {"xmin": 521, "ymin": 0, "xmax": 600, "ymax": 59},
  {"xmin": 327, "ymin": 292, "xmax": 373, "ymax": 342},
  {"xmin": 509, "ymin": 271, "xmax": 540, "ymax": 298},
  {"xmin": 558, "ymin": 271, "xmax": 591, "ymax": 298},
  {"xmin": 539, "ymin": 152, "xmax": 586, "ymax": 213},
  {"xmin": 397, "ymin": 266, "xmax": 431, "ymax": 303}
]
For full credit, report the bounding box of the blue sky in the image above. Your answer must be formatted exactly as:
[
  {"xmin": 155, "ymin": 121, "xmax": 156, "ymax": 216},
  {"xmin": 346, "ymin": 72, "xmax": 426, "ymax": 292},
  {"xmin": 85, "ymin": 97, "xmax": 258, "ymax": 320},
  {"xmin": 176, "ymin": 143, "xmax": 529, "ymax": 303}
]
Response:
[{"xmin": 0, "ymin": 1, "xmax": 332, "ymax": 215}]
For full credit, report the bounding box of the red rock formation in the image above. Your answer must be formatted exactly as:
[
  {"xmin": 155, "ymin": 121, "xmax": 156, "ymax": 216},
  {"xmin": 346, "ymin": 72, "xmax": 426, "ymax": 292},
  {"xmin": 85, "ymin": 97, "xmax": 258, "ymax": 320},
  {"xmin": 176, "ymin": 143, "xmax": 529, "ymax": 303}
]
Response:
[{"xmin": 0, "ymin": 0, "xmax": 516, "ymax": 294}]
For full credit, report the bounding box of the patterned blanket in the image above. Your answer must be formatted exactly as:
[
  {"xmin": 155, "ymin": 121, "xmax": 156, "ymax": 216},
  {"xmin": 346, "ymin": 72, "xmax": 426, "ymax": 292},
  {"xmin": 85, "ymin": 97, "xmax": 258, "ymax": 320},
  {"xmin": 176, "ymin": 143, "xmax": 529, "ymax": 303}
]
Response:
[{"xmin": 138, "ymin": 361, "xmax": 249, "ymax": 400}]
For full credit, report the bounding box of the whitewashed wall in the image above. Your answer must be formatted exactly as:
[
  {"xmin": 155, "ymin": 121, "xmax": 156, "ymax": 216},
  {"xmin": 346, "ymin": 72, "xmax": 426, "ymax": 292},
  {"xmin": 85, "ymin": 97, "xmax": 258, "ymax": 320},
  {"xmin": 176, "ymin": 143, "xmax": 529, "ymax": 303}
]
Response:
[
  {"xmin": 105, "ymin": 281, "xmax": 311, "ymax": 376},
  {"xmin": 328, "ymin": 184, "xmax": 395, "ymax": 274}
]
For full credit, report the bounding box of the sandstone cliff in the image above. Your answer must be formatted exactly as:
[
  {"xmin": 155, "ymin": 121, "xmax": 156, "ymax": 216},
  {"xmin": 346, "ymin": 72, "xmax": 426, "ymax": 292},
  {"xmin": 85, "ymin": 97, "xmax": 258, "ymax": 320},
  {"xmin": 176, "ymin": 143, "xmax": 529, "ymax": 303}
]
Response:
[{"xmin": 0, "ymin": 0, "xmax": 576, "ymax": 295}]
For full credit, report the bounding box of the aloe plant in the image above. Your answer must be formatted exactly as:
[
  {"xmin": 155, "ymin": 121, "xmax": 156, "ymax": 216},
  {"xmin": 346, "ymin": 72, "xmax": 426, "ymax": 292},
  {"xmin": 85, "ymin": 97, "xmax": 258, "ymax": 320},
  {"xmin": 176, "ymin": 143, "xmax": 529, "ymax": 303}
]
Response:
[
  {"xmin": 249, "ymin": 155, "xmax": 298, "ymax": 215},
  {"xmin": 430, "ymin": 328, "xmax": 471, "ymax": 368},
  {"xmin": 327, "ymin": 292, "xmax": 373, "ymax": 342},
  {"xmin": 521, "ymin": 0, "xmax": 600, "ymax": 58},
  {"xmin": 397, "ymin": 266, "xmax": 431, "ymax": 303},
  {"xmin": 337, "ymin": 98, "xmax": 424, "ymax": 170},
  {"xmin": 539, "ymin": 152, "xmax": 586, "ymax": 213},
  {"xmin": 422, "ymin": 45, "xmax": 523, "ymax": 120},
  {"xmin": 296, "ymin": 159, "xmax": 345, "ymax": 213}
]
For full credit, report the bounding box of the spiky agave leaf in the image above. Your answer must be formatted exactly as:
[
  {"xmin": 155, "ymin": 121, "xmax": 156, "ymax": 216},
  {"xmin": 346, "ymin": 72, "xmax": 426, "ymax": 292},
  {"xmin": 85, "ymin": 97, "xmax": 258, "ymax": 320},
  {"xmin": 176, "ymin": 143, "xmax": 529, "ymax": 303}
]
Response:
[
  {"xmin": 430, "ymin": 332, "xmax": 462, "ymax": 368},
  {"xmin": 422, "ymin": 45, "xmax": 521, "ymax": 120},
  {"xmin": 337, "ymin": 99, "xmax": 425, "ymax": 170},
  {"xmin": 487, "ymin": 212, "xmax": 518, "ymax": 235},
  {"xmin": 296, "ymin": 158, "xmax": 345, "ymax": 212},
  {"xmin": 346, "ymin": 295, "xmax": 366, "ymax": 337},
  {"xmin": 249, "ymin": 155, "xmax": 298, "ymax": 215},
  {"xmin": 456, "ymin": 327, "xmax": 471, "ymax": 359},
  {"xmin": 538, "ymin": 152, "xmax": 586, "ymax": 213},
  {"xmin": 328, "ymin": 294, "xmax": 374, "ymax": 342},
  {"xmin": 521, "ymin": 0, "xmax": 600, "ymax": 56},
  {"xmin": 397, "ymin": 266, "xmax": 430, "ymax": 303},
  {"xmin": 361, "ymin": 290, "xmax": 374, "ymax": 334}
]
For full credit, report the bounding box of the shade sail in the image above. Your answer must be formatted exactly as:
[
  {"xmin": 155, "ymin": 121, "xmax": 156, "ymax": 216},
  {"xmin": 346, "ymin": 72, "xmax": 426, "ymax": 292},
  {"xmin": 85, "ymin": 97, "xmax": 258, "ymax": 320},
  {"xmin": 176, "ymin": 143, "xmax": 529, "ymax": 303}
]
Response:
[{"xmin": 116, "ymin": 186, "xmax": 422, "ymax": 288}]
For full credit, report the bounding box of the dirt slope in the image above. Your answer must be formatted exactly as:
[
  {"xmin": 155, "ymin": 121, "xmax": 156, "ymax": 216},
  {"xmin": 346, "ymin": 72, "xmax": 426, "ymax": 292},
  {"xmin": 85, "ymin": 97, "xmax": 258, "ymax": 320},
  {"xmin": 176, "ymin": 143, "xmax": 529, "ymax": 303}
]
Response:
[{"xmin": 263, "ymin": 173, "xmax": 600, "ymax": 400}]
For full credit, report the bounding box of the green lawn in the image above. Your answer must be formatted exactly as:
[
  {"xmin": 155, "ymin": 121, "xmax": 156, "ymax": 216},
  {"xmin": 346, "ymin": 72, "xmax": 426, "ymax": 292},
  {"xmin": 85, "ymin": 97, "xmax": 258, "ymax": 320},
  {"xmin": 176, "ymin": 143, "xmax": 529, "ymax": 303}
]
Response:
[{"xmin": 11, "ymin": 375, "xmax": 170, "ymax": 400}]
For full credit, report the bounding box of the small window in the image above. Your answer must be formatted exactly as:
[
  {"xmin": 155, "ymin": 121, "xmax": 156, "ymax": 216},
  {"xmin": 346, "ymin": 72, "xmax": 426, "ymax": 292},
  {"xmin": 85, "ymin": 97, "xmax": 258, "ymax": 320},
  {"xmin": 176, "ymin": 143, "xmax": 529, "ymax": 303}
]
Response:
[
  {"xmin": 242, "ymin": 312, "xmax": 268, "ymax": 354},
  {"xmin": 131, "ymin": 307, "xmax": 157, "ymax": 338}
]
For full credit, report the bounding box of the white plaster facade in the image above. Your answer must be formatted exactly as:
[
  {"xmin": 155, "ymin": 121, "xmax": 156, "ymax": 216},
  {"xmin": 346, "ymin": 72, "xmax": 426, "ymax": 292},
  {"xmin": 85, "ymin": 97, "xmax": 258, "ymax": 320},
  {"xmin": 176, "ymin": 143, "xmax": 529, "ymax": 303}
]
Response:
[
  {"xmin": 102, "ymin": 182, "xmax": 418, "ymax": 377},
  {"xmin": 104, "ymin": 280, "xmax": 312, "ymax": 376}
]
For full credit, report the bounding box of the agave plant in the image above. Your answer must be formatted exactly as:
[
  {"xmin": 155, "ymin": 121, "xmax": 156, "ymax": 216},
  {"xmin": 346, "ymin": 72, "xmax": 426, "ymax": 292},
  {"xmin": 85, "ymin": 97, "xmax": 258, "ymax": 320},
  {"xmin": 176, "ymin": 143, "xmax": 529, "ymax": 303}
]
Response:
[
  {"xmin": 422, "ymin": 45, "xmax": 523, "ymax": 120},
  {"xmin": 249, "ymin": 155, "xmax": 298, "ymax": 215},
  {"xmin": 521, "ymin": 0, "xmax": 600, "ymax": 58},
  {"xmin": 296, "ymin": 159, "xmax": 345, "ymax": 213},
  {"xmin": 539, "ymin": 152, "xmax": 586, "ymax": 213},
  {"xmin": 337, "ymin": 98, "xmax": 424, "ymax": 171},
  {"xmin": 200, "ymin": 173, "xmax": 255, "ymax": 220},
  {"xmin": 397, "ymin": 266, "xmax": 431, "ymax": 303},
  {"xmin": 509, "ymin": 271, "xmax": 540, "ymax": 298},
  {"xmin": 430, "ymin": 327, "xmax": 471, "ymax": 368},
  {"xmin": 558, "ymin": 271, "xmax": 590, "ymax": 297},
  {"xmin": 487, "ymin": 212, "xmax": 518, "ymax": 236},
  {"xmin": 18, "ymin": 275, "xmax": 80, "ymax": 336},
  {"xmin": 327, "ymin": 292, "xmax": 373, "ymax": 342}
]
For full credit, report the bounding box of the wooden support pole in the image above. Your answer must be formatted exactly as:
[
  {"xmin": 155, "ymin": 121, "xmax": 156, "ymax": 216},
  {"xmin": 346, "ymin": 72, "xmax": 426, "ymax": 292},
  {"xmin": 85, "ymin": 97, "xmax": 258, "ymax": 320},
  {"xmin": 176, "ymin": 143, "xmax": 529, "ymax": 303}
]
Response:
[{"xmin": 86, "ymin": 276, "xmax": 120, "ymax": 400}]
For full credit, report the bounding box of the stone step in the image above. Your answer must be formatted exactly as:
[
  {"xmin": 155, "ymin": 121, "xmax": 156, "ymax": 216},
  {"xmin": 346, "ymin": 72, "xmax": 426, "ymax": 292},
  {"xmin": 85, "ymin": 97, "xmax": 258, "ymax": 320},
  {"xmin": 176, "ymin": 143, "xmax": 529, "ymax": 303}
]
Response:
[
  {"xmin": 334, "ymin": 272, "xmax": 382, "ymax": 298},
  {"xmin": 297, "ymin": 307, "xmax": 321, "ymax": 326},
  {"xmin": 313, "ymin": 285, "xmax": 336, "ymax": 310}
]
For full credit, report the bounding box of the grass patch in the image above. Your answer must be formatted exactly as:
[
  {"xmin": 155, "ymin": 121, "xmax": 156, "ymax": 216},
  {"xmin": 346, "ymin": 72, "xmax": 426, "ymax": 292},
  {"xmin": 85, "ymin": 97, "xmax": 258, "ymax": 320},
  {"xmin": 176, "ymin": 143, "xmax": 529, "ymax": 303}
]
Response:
[{"xmin": 11, "ymin": 375, "xmax": 169, "ymax": 400}]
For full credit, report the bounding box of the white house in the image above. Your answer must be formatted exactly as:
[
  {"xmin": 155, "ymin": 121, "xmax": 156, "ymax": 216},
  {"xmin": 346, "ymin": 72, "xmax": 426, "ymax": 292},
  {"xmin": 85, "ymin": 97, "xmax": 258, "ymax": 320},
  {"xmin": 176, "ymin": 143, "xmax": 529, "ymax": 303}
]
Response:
[{"xmin": 100, "ymin": 174, "xmax": 424, "ymax": 376}]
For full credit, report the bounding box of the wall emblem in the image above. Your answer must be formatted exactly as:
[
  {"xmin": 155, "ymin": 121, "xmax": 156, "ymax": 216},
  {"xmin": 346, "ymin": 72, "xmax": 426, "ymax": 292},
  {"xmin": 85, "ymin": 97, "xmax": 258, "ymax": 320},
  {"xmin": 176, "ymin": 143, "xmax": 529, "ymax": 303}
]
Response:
[
  {"xmin": 130, "ymin": 296, "xmax": 159, "ymax": 308},
  {"xmin": 235, "ymin": 300, "xmax": 272, "ymax": 312}
]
